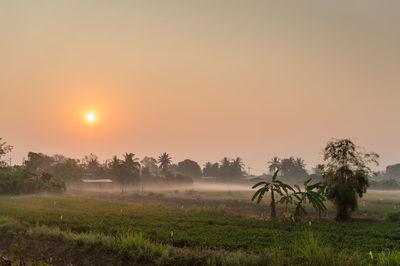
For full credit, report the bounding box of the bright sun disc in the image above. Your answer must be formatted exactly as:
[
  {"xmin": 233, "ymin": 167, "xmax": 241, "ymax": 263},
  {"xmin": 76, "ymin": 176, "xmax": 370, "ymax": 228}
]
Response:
[{"xmin": 87, "ymin": 113, "xmax": 95, "ymax": 122}]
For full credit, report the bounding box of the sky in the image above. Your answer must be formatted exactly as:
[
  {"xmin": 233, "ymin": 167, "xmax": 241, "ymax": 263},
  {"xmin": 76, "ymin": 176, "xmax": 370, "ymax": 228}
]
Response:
[{"xmin": 1, "ymin": 0, "xmax": 399, "ymax": 174}]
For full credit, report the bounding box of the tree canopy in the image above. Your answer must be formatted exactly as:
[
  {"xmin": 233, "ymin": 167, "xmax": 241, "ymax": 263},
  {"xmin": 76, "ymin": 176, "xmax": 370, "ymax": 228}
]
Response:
[{"xmin": 320, "ymin": 138, "xmax": 379, "ymax": 221}]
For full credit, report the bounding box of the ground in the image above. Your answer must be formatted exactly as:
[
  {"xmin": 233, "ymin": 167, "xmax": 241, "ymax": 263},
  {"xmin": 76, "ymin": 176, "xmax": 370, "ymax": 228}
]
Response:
[{"xmin": 0, "ymin": 185, "xmax": 400, "ymax": 265}]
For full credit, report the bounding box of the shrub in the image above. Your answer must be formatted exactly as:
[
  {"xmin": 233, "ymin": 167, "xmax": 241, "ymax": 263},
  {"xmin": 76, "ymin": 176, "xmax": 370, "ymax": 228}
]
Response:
[
  {"xmin": 0, "ymin": 167, "xmax": 65, "ymax": 195},
  {"xmin": 386, "ymin": 211, "xmax": 400, "ymax": 222}
]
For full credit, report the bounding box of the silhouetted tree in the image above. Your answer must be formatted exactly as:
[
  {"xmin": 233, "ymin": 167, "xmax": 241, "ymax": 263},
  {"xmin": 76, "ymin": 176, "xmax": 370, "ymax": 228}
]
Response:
[
  {"xmin": 219, "ymin": 157, "xmax": 232, "ymax": 178},
  {"xmin": 232, "ymin": 157, "xmax": 245, "ymax": 178},
  {"xmin": 203, "ymin": 162, "xmax": 219, "ymax": 177},
  {"xmin": 385, "ymin": 164, "xmax": 400, "ymax": 179},
  {"xmin": 177, "ymin": 159, "xmax": 202, "ymax": 178},
  {"xmin": 268, "ymin": 156, "xmax": 281, "ymax": 174},
  {"xmin": 82, "ymin": 153, "xmax": 102, "ymax": 176},
  {"xmin": 158, "ymin": 153, "xmax": 172, "ymax": 174},
  {"xmin": 0, "ymin": 138, "xmax": 12, "ymax": 167},
  {"xmin": 25, "ymin": 152, "xmax": 55, "ymax": 174},
  {"xmin": 320, "ymin": 139, "xmax": 379, "ymax": 221},
  {"xmin": 140, "ymin": 157, "xmax": 159, "ymax": 177}
]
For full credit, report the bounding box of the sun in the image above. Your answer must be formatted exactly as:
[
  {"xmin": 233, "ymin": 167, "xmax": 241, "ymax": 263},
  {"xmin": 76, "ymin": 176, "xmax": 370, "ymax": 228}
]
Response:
[{"xmin": 87, "ymin": 113, "xmax": 95, "ymax": 122}]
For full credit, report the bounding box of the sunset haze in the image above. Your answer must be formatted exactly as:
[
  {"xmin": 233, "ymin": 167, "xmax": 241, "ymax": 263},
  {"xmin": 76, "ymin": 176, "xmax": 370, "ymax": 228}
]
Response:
[{"xmin": 1, "ymin": 0, "xmax": 399, "ymax": 173}]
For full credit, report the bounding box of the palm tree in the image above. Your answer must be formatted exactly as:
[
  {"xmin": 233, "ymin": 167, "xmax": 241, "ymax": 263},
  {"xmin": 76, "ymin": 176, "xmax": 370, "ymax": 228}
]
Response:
[
  {"xmin": 268, "ymin": 157, "xmax": 281, "ymax": 174},
  {"xmin": 158, "ymin": 153, "xmax": 172, "ymax": 174},
  {"xmin": 123, "ymin": 153, "xmax": 141, "ymax": 173},
  {"xmin": 232, "ymin": 157, "xmax": 245, "ymax": 177},
  {"xmin": 295, "ymin": 157, "xmax": 306, "ymax": 169},
  {"xmin": 252, "ymin": 170, "xmax": 293, "ymax": 219}
]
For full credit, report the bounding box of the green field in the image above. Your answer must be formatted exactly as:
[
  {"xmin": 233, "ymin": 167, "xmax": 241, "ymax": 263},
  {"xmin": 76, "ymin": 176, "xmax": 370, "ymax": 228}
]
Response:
[{"xmin": 1, "ymin": 193, "xmax": 400, "ymax": 265}]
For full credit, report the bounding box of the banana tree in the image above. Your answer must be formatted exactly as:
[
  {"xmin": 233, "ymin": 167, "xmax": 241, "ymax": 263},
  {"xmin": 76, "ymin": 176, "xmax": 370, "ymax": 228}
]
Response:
[
  {"xmin": 252, "ymin": 170, "xmax": 294, "ymax": 219},
  {"xmin": 291, "ymin": 178, "xmax": 326, "ymax": 218}
]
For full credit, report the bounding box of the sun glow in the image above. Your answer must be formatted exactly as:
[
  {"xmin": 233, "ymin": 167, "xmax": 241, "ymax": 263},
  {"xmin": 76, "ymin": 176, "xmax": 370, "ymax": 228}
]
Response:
[{"xmin": 87, "ymin": 113, "xmax": 95, "ymax": 122}]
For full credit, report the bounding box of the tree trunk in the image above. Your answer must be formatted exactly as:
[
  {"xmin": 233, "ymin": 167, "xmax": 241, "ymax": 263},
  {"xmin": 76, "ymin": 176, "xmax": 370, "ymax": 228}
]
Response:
[
  {"xmin": 270, "ymin": 190, "xmax": 276, "ymax": 219},
  {"xmin": 336, "ymin": 205, "xmax": 350, "ymax": 221}
]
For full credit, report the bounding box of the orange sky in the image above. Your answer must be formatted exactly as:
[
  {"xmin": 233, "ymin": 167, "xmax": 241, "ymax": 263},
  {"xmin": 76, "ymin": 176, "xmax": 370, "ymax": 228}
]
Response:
[{"xmin": 1, "ymin": 1, "xmax": 399, "ymax": 173}]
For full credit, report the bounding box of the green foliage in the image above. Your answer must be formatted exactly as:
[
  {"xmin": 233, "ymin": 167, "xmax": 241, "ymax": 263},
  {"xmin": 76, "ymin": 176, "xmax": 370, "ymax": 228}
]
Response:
[
  {"xmin": 376, "ymin": 250, "xmax": 400, "ymax": 265},
  {"xmin": 0, "ymin": 167, "xmax": 65, "ymax": 195},
  {"xmin": 321, "ymin": 138, "xmax": 379, "ymax": 221},
  {"xmin": 289, "ymin": 178, "xmax": 326, "ymax": 218},
  {"xmin": 294, "ymin": 233, "xmax": 333, "ymax": 265},
  {"xmin": 252, "ymin": 170, "xmax": 294, "ymax": 218},
  {"xmin": 1, "ymin": 197, "xmax": 400, "ymax": 264},
  {"xmin": 54, "ymin": 158, "xmax": 84, "ymax": 184},
  {"xmin": 11, "ymin": 231, "xmax": 26, "ymax": 265},
  {"xmin": 385, "ymin": 211, "xmax": 400, "ymax": 222}
]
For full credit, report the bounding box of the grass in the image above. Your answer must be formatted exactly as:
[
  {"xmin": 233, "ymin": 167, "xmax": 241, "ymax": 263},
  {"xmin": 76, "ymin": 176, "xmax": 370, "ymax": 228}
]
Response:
[{"xmin": 1, "ymin": 194, "xmax": 400, "ymax": 265}]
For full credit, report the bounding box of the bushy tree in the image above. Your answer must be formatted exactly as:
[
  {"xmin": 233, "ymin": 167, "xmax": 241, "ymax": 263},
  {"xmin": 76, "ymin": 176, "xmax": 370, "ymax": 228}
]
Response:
[
  {"xmin": 177, "ymin": 159, "xmax": 202, "ymax": 178},
  {"xmin": 25, "ymin": 152, "xmax": 55, "ymax": 174},
  {"xmin": 0, "ymin": 167, "xmax": 65, "ymax": 195},
  {"xmin": 203, "ymin": 162, "xmax": 219, "ymax": 177},
  {"xmin": 320, "ymin": 139, "xmax": 379, "ymax": 221},
  {"xmin": 54, "ymin": 158, "xmax": 84, "ymax": 184}
]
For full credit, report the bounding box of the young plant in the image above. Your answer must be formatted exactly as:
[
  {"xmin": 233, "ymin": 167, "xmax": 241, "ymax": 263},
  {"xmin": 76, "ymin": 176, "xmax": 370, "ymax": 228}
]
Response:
[
  {"xmin": 252, "ymin": 170, "xmax": 294, "ymax": 219},
  {"xmin": 291, "ymin": 178, "xmax": 327, "ymax": 219}
]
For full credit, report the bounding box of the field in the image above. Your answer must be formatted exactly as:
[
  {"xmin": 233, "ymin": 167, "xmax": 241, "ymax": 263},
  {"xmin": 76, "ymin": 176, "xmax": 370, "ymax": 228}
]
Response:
[{"xmin": 1, "ymin": 186, "xmax": 400, "ymax": 265}]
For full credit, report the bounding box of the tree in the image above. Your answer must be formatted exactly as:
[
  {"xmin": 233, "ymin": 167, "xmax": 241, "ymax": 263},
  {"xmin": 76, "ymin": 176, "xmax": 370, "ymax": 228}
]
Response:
[
  {"xmin": 280, "ymin": 157, "xmax": 308, "ymax": 183},
  {"xmin": 177, "ymin": 159, "xmax": 202, "ymax": 178},
  {"xmin": 119, "ymin": 153, "xmax": 141, "ymax": 191},
  {"xmin": 231, "ymin": 157, "xmax": 245, "ymax": 178},
  {"xmin": 158, "ymin": 153, "xmax": 172, "ymax": 174},
  {"xmin": 385, "ymin": 164, "xmax": 400, "ymax": 179},
  {"xmin": 0, "ymin": 138, "xmax": 13, "ymax": 167},
  {"xmin": 82, "ymin": 153, "xmax": 103, "ymax": 177},
  {"xmin": 320, "ymin": 138, "xmax": 379, "ymax": 221},
  {"xmin": 140, "ymin": 157, "xmax": 159, "ymax": 177},
  {"xmin": 268, "ymin": 156, "xmax": 281, "ymax": 174},
  {"xmin": 252, "ymin": 170, "xmax": 293, "ymax": 219},
  {"xmin": 203, "ymin": 162, "xmax": 219, "ymax": 177},
  {"xmin": 25, "ymin": 152, "xmax": 54, "ymax": 174},
  {"xmin": 54, "ymin": 158, "xmax": 84, "ymax": 184}
]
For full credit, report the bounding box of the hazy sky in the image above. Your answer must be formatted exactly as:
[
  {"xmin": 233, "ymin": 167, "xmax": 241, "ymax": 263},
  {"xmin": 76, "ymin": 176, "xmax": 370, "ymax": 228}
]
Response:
[{"xmin": 1, "ymin": 1, "xmax": 399, "ymax": 173}]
